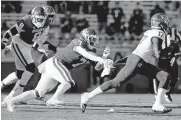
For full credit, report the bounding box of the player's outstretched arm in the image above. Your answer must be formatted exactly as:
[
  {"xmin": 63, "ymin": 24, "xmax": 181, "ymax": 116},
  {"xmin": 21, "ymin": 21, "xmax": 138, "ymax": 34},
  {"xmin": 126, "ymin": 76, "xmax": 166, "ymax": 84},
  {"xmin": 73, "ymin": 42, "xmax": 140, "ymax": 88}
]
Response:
[
  {"xmin": 94, "ymin": 47, "xmax": 111, "ymax": 71},
  {"xmin": 73, "ymin": 46, "xmax": 105, "ymax": 63}
]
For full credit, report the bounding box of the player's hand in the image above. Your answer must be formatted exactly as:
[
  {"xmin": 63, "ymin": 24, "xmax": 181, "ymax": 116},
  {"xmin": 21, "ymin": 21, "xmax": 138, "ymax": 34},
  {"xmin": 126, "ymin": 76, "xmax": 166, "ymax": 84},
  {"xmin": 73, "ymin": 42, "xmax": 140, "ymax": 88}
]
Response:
[
  {"xmin": 103, "ymin": 46, "xmax": 111, "ymax": 58},
  {"xmin": 101, "ymin": 59, "xmax": 114, "ymax": 77},
  {"xmin": 103, "ymin": 59, "xmax": 115, "ymax": 68}
]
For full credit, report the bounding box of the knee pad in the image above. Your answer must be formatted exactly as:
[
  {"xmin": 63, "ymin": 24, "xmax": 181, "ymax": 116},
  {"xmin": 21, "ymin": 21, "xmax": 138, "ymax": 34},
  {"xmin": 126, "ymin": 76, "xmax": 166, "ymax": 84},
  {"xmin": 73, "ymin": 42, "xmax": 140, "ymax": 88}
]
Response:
[
  {"xmin": 16, "ymin": 70, "xmax": 24, "ymax": 79},
  {"xmin": 34, "ymin": 89, "xmax": 41, "ymax": 98},
  {"xmin": 25, "ymin": 63, "xmax": 36, "ymax": 73},
  {"xmin": 156, "ymin": 71, "xmax": 170, "ymax": 82}
]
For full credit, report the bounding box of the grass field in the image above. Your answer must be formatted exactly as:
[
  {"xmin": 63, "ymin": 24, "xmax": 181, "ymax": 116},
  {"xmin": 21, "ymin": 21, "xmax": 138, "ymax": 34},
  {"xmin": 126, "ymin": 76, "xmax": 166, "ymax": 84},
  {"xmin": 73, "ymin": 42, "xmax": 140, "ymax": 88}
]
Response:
[{"xmin": 1, "ymin": 93, "xmax": 181, "ymax": 120}]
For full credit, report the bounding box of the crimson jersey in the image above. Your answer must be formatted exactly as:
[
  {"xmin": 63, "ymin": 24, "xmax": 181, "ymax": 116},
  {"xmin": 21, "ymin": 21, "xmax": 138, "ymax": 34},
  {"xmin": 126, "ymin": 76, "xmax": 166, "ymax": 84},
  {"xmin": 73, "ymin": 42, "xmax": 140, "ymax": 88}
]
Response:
[
  {"xmin": 16, "ymin": 15, "xmax": 50, "ymax": 45},
  {"xmin": 55, "ymin": 38, "xmax": 96, "ymax": 69}
]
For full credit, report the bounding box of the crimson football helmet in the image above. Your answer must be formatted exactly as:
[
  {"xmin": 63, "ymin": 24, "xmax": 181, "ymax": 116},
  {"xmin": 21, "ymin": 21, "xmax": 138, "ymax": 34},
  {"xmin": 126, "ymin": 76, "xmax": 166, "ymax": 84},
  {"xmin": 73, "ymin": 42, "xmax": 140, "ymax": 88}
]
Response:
[
  {"xmin": 31, "ymin": 6, "xmax": 47, "ymax": 28},
  {"xmin": 80, "ymin": 28, "xmax": 99, "ymax": 48},
  {"xmin": 43, "ymin": 6, "xmax": 56, "ymax": 23},
  {"xmin": 151, "ymin": 13, "xmax": 171, "ymax": 33}
]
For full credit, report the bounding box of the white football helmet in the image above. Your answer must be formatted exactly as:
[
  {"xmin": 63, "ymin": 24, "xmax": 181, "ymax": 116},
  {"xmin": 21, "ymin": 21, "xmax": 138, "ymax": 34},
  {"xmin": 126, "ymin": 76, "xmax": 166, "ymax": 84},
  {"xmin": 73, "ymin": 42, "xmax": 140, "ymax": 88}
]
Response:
[{"xmin": 31, "ymin": 6, "xmax": 47, "ymax": 28}]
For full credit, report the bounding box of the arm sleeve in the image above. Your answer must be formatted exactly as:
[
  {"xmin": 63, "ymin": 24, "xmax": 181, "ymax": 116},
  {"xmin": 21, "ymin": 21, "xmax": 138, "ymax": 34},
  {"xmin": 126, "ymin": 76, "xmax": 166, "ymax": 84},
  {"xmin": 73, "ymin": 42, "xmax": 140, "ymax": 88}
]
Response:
[
  {"xmin": 3, "ymin": 22, "xmax": 24, "ymax": 39},
  {"xmin": 2, "ymin": 20, "xmax": 25, "ymax": 44},
  {"xmin": 73, "ymin": 46, "xmax": 105, "ymax": 63}
]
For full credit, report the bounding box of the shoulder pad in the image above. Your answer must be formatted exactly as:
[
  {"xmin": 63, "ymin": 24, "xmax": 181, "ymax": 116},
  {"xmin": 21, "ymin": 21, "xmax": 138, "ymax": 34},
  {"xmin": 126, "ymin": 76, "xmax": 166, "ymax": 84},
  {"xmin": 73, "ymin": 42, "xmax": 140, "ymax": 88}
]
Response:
[
  {"xmin": 18, "ymin": 15, "xmax": 33, "ymax": 29},
  {"xmin": 72, "ymin": 38, "xmax": 87, "ymax": 47},
  {"xmin": 145, "ymin": 29, "xmax": 165, "ymax": 40}
]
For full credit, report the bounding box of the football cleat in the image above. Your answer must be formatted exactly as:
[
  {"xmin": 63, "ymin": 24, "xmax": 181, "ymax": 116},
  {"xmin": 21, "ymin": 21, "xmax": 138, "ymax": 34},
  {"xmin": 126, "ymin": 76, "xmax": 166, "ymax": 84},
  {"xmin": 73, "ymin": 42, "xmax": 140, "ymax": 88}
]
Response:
[
  {"xmin": 152, "ymin": 104, "xmax": 172, "ymax": 113},
  {"xmin": 81, "ymin": 103, "xmax": 87, "ymax": 113},
  {"xmin": 164, "ymin": 93, "xmax": 172, "ymax": 103},
  {"xmin": 6, "ymin": 99, "xmax": 15, "ymax": 112},
  {"xmin": 80, "ymin": 93, "xmax": 89, "ymax": 113}
]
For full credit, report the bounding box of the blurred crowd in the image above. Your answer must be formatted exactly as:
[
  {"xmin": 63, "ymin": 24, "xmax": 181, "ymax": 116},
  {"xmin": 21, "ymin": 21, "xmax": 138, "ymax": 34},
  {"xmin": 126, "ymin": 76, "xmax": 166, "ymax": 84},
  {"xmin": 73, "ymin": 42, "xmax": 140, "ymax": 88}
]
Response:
[
  {"xmin": 1, "ymin": 1, "xmax": 22, "ymax": 13},
  {"xmin": 2, "ymin": 1, "xmax": 181, "ymax": 45}
]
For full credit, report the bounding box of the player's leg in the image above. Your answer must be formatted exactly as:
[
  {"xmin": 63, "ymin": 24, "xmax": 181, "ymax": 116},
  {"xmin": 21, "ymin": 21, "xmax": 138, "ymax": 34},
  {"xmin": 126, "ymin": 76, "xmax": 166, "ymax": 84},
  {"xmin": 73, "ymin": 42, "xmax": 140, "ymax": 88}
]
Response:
[
  {"xmin": 80, "ymin": 54, "xmax": 140, "ymax": 113},
  {"xmin": 1, "ymin": 69, "xmax": 24, "ymax": 107},
  {"xmin": 1, "ymin": 72, "xmax": 18, "ymax": 89},
  {"xmin": 10, "ymin": 43, "xmax": 36, "ymax": 97},
  {"xmin": 2, "ymin": 69, "xmax": 24, "ymax": 102},
  {"xmin": 6, "ymin": 73, "xmax": 58, "ymax": 112},
  {"xmin": 165, "ymin": 63, "xmax": 179, "ymax": 102},
  {"xmin": 46, "ymin": 57, "xmax": 75, "ymax": 106},
  {"xmin": 139, "ymin": 63, "xmax": 172, "ymax": 113}
]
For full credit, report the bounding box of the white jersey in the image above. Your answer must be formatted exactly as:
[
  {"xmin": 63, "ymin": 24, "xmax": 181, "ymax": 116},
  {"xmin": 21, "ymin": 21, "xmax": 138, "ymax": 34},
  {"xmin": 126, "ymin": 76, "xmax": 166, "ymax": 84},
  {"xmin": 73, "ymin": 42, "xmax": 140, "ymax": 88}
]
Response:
[{"xmin": 132, "ymin": 29, "xmax": 166, "ymax": 65}]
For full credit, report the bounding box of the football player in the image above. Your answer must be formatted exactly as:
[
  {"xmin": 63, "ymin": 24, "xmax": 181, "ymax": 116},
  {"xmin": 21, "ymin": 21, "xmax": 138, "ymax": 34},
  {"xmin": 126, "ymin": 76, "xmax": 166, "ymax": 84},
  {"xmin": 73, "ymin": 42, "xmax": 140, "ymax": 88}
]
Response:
[
  {"xmin": 153, "ymin": 27, "xmax": 181, "ymax": 103},
  {"xmin": 1, "ymin": 6, "xmax": 56, "ymax": 104},
  {"xmin": 4, "ymin": 28, "xmax": 113, "ymax": 112},
  {"xmin": 80, "ymin": 13, "xmax": 173, "ymax": 113},
  {"xmin": 1, "ymin": 6, "xmax": 56, "ymax": 90}
]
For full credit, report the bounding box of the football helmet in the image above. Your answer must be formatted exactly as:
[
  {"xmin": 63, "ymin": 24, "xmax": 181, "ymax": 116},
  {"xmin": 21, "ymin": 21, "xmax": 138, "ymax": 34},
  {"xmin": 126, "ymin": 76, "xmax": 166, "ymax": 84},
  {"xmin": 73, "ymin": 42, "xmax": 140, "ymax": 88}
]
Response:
[
  {"xmin": 151, "ymin": 13, "xmax": 171, "ymax": 33},
  {"xmin": 43, "ymin": 6, "xmax": 56, "ymax": 23},
  {"xmin": 80, "ymin": 28, "xmax": 99, "ymax": 48},
  {"xmin": 31, "ymin": 7, "xmax": 47, "ymax": 28}
]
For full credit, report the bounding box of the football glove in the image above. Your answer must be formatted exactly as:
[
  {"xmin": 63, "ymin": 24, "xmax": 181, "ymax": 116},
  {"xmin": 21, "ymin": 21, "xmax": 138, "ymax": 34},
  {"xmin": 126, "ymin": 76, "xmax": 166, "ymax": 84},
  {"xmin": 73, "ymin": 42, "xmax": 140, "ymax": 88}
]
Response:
[
  {"xmin": 101, "ymin": 59, "xmax": 114, "ymax": 77},
  {"xmin": 103, "ymin": 46, "xmax": 111, "ymax": 58}
]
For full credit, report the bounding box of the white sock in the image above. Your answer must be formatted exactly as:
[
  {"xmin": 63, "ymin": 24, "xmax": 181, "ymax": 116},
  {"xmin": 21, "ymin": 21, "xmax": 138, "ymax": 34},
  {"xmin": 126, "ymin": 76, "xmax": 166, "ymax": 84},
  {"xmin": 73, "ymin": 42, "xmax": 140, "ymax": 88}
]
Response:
[
  {"xmin": 2, "ymin": 72, "xmax": 18, "ymax": 86},
  {"xmin": 12, "ymin": 90, "xmax": 37, "ymax": 104},
  {"xmin": 154, "ymin": 88, "xmax": 167, "ymax": 105},
  {"xmin": 49, "ymin": 82, "xmax": 71, "ymax": 100},
  {"xmin": 8, "ymin": 80, "xmax": 21, "ymax": 98},
  {"xmin": 88, "ymin": 86, "xmax": 103, "ymax": 100}
]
